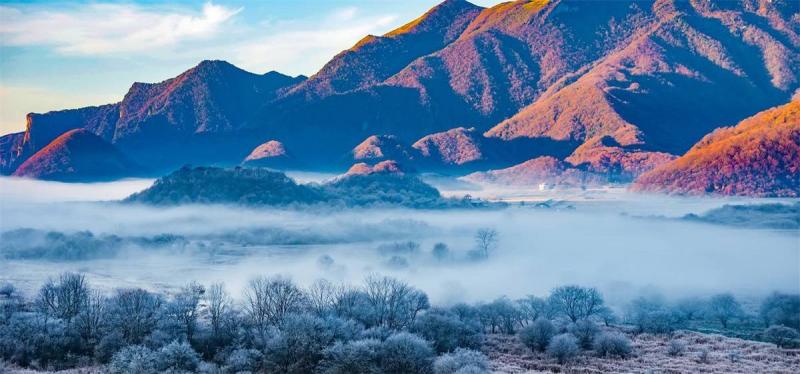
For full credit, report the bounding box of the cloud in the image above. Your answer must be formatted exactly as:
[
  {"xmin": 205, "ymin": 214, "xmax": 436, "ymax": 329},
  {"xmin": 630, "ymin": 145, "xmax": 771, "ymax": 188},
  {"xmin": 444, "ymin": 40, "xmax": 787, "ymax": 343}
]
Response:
[
  {"xmin": 0, "ymin": 2, "xmax": 241, "ymax": 55},
  {"xmin": 0, "ymin": 85, "xmax": 120, "ymax": 135},
  {"xmin": 229, "ymin": 10, "xmax": 398, "ymax": 76}
]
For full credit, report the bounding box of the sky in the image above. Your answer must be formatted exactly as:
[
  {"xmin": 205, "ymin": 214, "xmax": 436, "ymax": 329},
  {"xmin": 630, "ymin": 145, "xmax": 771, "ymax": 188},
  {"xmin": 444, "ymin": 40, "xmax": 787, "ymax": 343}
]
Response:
[{"xmin": 0, "ymin": 0, "xmax": 503, "ymax": 136}]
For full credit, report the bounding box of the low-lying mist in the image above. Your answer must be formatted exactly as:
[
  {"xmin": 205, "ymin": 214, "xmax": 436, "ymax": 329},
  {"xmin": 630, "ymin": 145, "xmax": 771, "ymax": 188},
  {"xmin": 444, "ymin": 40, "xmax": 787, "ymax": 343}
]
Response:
[{"xmin": 1, "ymin": 177, "xmax": 797, "ymax": 310}]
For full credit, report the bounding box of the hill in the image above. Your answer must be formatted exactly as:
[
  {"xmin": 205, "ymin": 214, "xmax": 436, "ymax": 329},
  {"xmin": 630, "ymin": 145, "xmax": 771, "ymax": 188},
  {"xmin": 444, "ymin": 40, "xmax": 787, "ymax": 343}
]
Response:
[
  {"xmin": 632, "ymin": 100, "xmax": 800, "ymax": 197},
  {"xmin": 12, "ymin": 129, "xmax": 139, "ymax": 182},
  {"xmin": 126, "ymin": 165, "xmax": 453, "ymax": 208}
]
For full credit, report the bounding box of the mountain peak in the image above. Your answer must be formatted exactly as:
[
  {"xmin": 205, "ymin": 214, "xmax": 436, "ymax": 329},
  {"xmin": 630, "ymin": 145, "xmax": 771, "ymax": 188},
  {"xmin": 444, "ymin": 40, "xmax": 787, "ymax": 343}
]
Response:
[{"xmin": 385, "ymin": 0, "xmax": 482, "ymax": 37}]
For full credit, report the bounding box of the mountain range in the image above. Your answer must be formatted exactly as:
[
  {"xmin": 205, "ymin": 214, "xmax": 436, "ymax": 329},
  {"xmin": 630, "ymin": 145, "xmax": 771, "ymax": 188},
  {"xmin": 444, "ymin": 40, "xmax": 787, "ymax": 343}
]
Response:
[{"xmin": 1, "ymin": 0, "xmax": 798, "ymax": 195}]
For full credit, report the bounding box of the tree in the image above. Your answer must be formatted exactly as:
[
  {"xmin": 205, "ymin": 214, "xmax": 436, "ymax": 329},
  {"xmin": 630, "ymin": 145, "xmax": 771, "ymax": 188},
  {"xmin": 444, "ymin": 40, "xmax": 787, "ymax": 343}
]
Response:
[
  {"xmin": 759, "ymin": 292, "xmax": 800, "ymax": 329},
  {"xmin": 244, "ymin": 276, "xmax": 307, "ymax": 334},
  {"xmin": 107, "ymin": 288, "xmax": 162, "ymax": 344},
  {"xmin": 319, "ymin": 339, "xmax": 382, "ymax": 374},
  {"xmin": 206, "ymin": 282, "xmax": 233, "ymax": 336},
  {"xmin": 432, "ymin": 243, "xmax": 450, "ymax": 261},
  {"xmin": 548, "ymin": 285, "xmax": 604, "ymax": 322},
  {"xmin": 307, "ymin": 279, "xmax": 338, "ymax": 316},
  {"xmin": 708, "ymin": 293, "xmax": 743, "ymax": 329},
  {"xmin": 163, "ymin": 282, "xmax": 204, "ymax": 341},
  {"xmin": 362, "ymin": 275, "xmax": 429, "ymax": 329},
  {"xmin": 569, "ymin": 319, "xmax": 599, "ymax": 349},
  {"xmin": 37, "ymin": 272, "xmax": 89, "ymax": 324},
  {"xmin": 517, "ymin": 295, "xmax": 550, "ymax": 326},
  {"xmin": 474, "ymin": 228, "xmax": 498, "ymax": 258}
]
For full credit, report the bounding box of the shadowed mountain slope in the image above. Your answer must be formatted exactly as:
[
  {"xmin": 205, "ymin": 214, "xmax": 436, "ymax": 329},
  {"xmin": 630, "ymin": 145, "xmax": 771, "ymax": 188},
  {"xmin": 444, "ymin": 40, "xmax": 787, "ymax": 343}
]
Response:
[{"xmin": 12, "ymin": 129, "xmax": 139, "ymax": 182}]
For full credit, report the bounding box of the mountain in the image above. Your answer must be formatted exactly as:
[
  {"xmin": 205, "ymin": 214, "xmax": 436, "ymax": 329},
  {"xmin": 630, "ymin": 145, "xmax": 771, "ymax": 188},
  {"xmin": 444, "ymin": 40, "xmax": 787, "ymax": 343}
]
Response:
[
  {"xmin": 345, "ymin": 160, "xmax": 408, "ymax": 176},
  {"xmin": 462, "ymin": 156, "xmax": 604, "ymax": 187},
  {"xmin": 632, "ymin": 100, "xmax": 800, "ymax": 197},
  {"xmin": 12, "ymin": 129, "xmax": 139, "ymax": 182},
  {"xmin": 352, "ymin": 135, "xmax": 416, "ymax": 163},
  {"xmin": 241, "ymin": 140, "xmax": 296, "ymax": 168},
  {"xmin": 2, "ymin": 0, "xmax": 798, "ymax": 193}
]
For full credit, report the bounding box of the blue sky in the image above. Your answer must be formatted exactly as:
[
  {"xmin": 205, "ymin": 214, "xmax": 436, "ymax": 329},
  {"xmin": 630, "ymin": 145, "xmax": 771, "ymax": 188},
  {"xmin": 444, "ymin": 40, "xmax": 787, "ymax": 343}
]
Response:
[{"xmin": 0, "ymin": 0, "xmax": 503, "ymax": 136}]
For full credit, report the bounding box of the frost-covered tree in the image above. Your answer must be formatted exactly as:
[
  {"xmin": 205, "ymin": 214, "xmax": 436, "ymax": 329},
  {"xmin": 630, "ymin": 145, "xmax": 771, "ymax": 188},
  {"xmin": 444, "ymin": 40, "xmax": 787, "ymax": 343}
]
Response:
[
  {"xmin": 593, "ymin": 332, "xmax": 633, "ymax": 359},
  {"xmin": 548, "ymin": 285, "xmax": 604, "ymax": 322},
  {"xmin": 759, "ymin": 292, "xmax": 800, "ymax": 329},
  {"xmin": 362, "ymin": 275, "xmax": 429, "ymax": 329},
  {"xmin": 412, "ymin": 309, "xmax": 483, "ymax": 353},
  {"xmin": 319, "ymin": 339, "xmax": 382, "ymax": 374},
  {"xmin": 107, "ymin": 288, "xmax": 162, "ymax": 344},
  {"xmin": 37, "ymin": 272, "xmax": 89, "ymax": 324},
  {"xmin": 708, "ymin": 293, "xmax": 743, "ymax": 329},
  {"xmin": 244, "ymin": 276, "xmax": 307, "ymax": 334}
]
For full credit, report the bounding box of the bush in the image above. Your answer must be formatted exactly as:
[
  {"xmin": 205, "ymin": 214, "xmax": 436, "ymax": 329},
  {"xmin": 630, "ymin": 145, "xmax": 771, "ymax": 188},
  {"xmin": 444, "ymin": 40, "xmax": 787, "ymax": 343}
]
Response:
[
  {"xmin": 224, "ymin": 348, "xmax": 263, "ymax": 373},
  {"xmin": 764, "ymin": 325, "xmax": 800, "ymax": 348},
  {"xmin": 568, "ymin": 319, "xmax": 599, "ymax": 349},
  {"xmin": 262, "ymin": 314, "xmax": 338, "ymax": 374},
  {"xmin": 667, "ymin": 339, "xmax": 686, "ymax": 356},
  {"xmin": 378, "ymin": 332, "xmax": 434, "ymax": 374},
  {"xmin": 518, "ymin": 318, "xmax": 555, "ymax": 352},
  {"xmin": 155, "ymin": 341, "xmax": 201, "ymax": 372},
  {"xmin": 593, "ymin": 332, "xmax": 632, "ymax": 359},
  {"xmin": 108, "ymin": 345, "xmax": 157, "ymax": 374},
  {"xmin": 94, "ymin": 331, "xmax": 126, "ymax": 363},
  {"xmin": 319, "ymin": 339, "xmax": 382, "ymax": 374},
  {"xmin": 412, "ymin": 310, "xmax": 483, "ymax": 353},
  {"xmin": 433, "ymin": 348, "xmax": 489, "ymax": 374},
  {"xmin": 695, "ymin": 348, "xmax": 710, "ymax": 364},
  {"xmin": 432, "ymin": 243, "xmax": 449, "ymax": 261},
  {"xmin": 547, "ymin": 334, "xmax": 579, "ymax": 364}
]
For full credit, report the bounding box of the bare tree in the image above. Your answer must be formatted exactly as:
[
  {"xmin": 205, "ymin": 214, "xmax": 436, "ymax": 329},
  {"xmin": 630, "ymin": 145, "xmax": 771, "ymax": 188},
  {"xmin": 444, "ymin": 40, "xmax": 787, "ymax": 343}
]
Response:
[
  {"xmin": 164, "ymin": 282, "xmax": 204, "ymax": 341},
  {"xmin": 517, "ymin": 295, "xmax": 550, "ymax": 327},
  {"xmin": 109, "ymin": 288, "xmax": 162, "ymax": 343},
  {"xmin": 307, "ymin": 279, "xmax": 338, "ymax": 316},
  {"xmin": 37, "ymin": 272, "xmax": 89, "ymax": 324},
  {"xmin": 244, "ymin": 276, "xmax": 307, "ymax": 333},
  {"xmin": 74, "ymin": 290, "xmax": 106, "ymax": 341},
  {"xmin": 474, "ymin": 228, "xmax": 498, "ymax": 258},
  {"xmin": 363, "ymin": 275, "xmax": 429, "ymax": 329},
  {"xmin": 548, "ymin": 285, "xmax": 604, "ymax": 322},
  {"xmin": 207, "ymin": 282, "xmax": 232, "ymax": 336},
  {"xmin": 708, "ymin": 293, "xmax": 743, "ymax": 329}
]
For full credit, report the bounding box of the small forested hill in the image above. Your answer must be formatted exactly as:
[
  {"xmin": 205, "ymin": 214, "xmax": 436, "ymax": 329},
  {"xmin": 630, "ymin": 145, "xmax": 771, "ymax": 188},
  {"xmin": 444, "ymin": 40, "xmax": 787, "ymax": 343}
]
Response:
[{"xmin": 125, "ymin": 165, "xmax": 453, "ymax": 208}]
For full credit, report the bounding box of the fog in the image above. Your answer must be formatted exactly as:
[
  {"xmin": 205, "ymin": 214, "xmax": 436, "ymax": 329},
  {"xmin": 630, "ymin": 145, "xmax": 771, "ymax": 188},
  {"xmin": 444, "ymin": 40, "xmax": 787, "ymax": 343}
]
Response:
[{"xmin": 1, "ymin": 177, "xmax": 797, "ymax": 309}]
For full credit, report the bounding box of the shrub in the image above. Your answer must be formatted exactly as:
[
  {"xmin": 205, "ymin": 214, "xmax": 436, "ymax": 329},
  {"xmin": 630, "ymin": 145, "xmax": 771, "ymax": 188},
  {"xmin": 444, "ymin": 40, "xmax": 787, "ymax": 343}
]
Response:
[
  {"xmin": 319, "ymin": 339, "xmax": 382, "ymax": 374},
  {"xmin": 667, "ymin": 339, "xmax": 686, "ymax": 356},
  {"xmin": 224, "ymin": 348, "xmax": 263, "ymax": 373},
  {"xmin": 108, "ymin": 345, "xmax": 157, "ymax": 374},
  {"xmin": 626, "ymin": 296, "xmax": 679, "ymax": 334},
  {"xmin": 433, "ymin": 348, "xmax": 489, "ymax": 374},
  {"xmin": 378, "ymin": 332, "xmax": 434, "ymax": 374},
  {"xmin": 568, "ymin": 319, "xmax": 599, "ymax": 349},
  {"xmin": 155, "ymin": 340, "xmax": 201, "ymax": 372},
  {"xmin": 547, "ymin": 334, "xmax": 579, "ymax": 364},
  {"xmin": 593, "ymin": 332, "xmax": 632, "ymax": 359},
  {"xmin": 412, "ymin": 310, "xmax": 483, "ymax": 353},
  {"xmin": 695, "ymin": 348, "xmax": 710, "ymax": 364},
  {"xmin": 94, "ymin": 331, "xmax": 126, "ymax": 363},
  {"xmin": 764, "ymin": 325, "xmax": 800, "ymax": 348},
  {"xmin": 518, "ymin": 318, "xmax": 555, "ymax": 352}
]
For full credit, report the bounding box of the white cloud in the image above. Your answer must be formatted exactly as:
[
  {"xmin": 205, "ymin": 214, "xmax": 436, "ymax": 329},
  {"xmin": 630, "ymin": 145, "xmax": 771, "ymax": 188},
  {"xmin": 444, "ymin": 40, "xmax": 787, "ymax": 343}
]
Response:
[
  {"xmin": 229, "ymin": 11, "xmax": 398, "ymax": 76},
  {"xmin": 0, "ymin": 85, "xmax": 120, "ymax": 135},
  {"xmin": 0, "ymin": 2, "xmax": 241, "ymax": 55}
]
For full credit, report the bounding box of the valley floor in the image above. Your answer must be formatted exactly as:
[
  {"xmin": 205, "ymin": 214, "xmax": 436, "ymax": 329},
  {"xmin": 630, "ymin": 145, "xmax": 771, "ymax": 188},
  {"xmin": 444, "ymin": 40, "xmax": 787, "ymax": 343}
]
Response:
[{"xmin": 485, "ymin": 330, "xmax": 800, "ymax": 373}]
